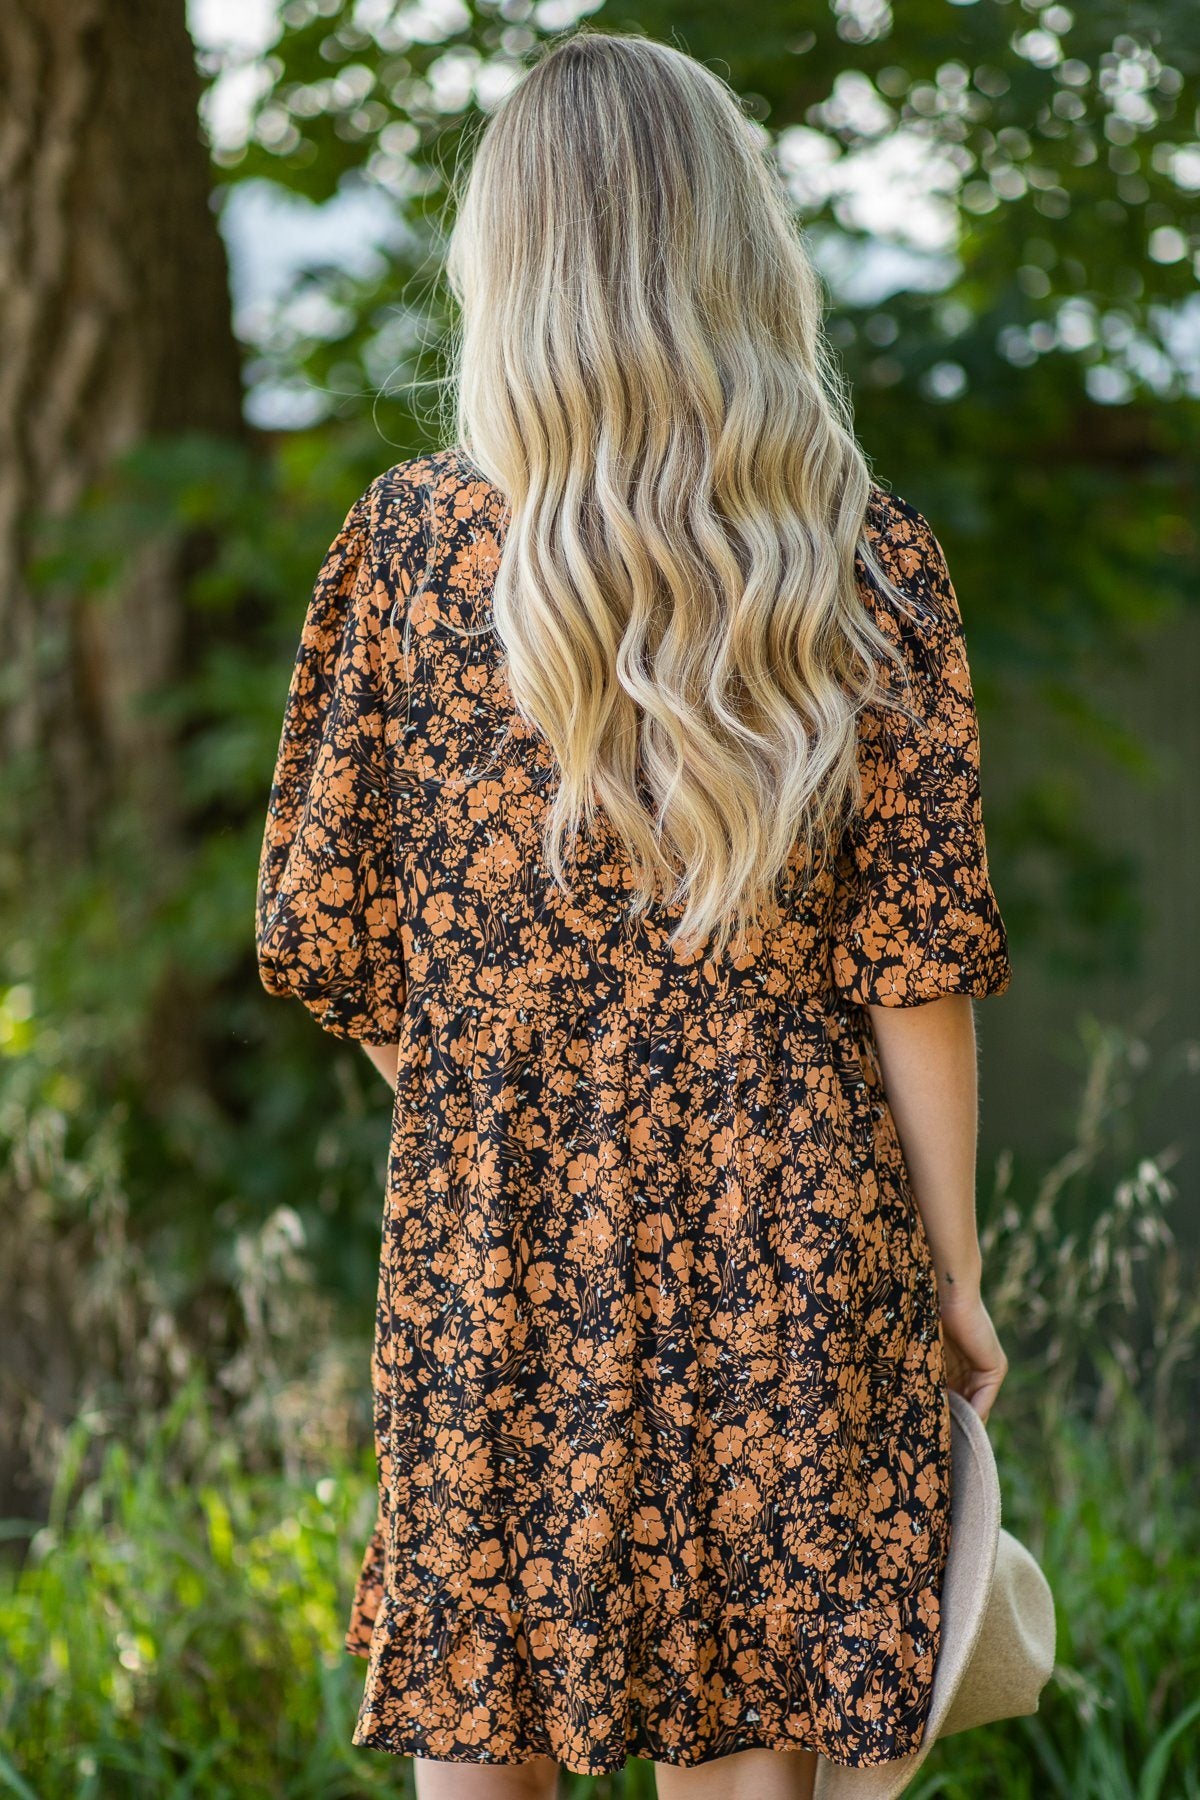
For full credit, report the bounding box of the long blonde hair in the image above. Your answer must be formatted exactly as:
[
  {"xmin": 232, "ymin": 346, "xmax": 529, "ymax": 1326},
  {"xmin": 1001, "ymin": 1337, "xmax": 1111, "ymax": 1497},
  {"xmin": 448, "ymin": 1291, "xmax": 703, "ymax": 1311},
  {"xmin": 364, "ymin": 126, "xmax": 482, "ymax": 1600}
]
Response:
[{"xmin": 445, "ymin": 29, "xmax": 907, "ymax": 957}]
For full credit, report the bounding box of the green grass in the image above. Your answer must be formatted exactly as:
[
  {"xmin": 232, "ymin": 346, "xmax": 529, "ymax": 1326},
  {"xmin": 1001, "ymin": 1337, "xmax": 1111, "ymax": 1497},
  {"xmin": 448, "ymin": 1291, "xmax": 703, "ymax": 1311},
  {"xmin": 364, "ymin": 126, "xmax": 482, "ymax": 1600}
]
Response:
[{"xmin": 0, "ymin": 1381, "xmax": 391, "ymax": 1799}]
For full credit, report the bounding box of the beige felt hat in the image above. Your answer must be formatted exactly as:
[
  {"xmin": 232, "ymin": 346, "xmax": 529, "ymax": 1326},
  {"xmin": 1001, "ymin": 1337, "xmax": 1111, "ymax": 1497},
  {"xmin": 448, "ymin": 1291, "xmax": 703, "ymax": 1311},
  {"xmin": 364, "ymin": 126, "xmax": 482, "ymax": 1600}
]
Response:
[{"xmin": 814, "ymin": 1387, "xmax": 1057, "ymax": 1800}]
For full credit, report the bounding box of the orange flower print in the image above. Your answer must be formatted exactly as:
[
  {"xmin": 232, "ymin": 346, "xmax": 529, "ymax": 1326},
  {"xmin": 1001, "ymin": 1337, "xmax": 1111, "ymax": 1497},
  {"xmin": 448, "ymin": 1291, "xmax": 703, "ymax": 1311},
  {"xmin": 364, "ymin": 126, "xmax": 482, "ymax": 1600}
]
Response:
[
  {"xmin": 255, "ymin": 450, "xmax": 1010, "ymax": 1776},
  {"xmin": 633, "ymin": 1505, "xmax": 666, "ymax": 1546}
]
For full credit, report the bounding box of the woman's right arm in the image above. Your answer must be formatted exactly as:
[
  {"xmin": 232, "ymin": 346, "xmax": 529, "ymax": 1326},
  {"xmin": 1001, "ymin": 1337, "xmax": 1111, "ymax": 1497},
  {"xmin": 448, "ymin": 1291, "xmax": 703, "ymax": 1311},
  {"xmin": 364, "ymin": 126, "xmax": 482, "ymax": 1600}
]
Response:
[
  {"xmin": 830, "ymin": 495, "xmax": 1014, "ymax": 1422},
  {"xmin": 867, "ymin": 992, "xmax": 1008, "ymax": 1423}
]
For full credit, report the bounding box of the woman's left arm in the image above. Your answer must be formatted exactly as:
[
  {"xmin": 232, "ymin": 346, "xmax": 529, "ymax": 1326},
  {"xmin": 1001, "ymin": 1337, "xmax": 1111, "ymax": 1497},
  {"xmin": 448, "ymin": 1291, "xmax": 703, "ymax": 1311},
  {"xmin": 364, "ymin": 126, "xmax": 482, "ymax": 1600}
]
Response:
[{"xmin": 254, "ymin": 477, "xmax": 407, "ymax": 1048}]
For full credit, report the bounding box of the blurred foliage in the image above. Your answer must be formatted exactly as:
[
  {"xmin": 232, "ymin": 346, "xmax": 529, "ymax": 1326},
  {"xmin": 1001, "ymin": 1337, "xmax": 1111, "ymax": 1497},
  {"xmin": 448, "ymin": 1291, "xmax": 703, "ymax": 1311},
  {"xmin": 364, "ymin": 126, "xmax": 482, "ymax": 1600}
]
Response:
[{"xmin": 2, "ymin": 1028, "xmax": 1198, "ymax": 1796}]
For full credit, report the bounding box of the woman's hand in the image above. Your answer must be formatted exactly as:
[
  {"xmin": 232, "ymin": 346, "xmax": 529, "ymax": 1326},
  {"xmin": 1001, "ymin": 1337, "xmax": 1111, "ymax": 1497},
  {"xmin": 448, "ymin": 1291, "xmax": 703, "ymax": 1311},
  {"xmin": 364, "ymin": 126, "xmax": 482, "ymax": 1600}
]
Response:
[{"xmin": 938, "ymin": 1287, "xmax": 1008, "ymax": 1423}]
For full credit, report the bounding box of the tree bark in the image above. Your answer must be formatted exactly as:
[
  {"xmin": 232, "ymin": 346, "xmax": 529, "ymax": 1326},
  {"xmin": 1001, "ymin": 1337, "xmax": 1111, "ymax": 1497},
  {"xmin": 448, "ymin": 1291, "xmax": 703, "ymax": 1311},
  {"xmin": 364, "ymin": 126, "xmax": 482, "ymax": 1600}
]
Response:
[
  {"xmin": 0, "ymin": 0, "xmax": 245, "ymax": 854},
  {"xmin": 0, "ymin": 0, "xmax": 250, "ymax": 1528}
]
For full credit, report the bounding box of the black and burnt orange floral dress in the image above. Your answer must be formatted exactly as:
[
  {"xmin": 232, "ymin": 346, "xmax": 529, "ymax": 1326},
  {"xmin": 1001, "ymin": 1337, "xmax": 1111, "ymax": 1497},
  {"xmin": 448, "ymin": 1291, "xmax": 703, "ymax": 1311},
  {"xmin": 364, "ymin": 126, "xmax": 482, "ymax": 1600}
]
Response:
[{"xmin": 254, "ymin": 447, "xmax": 1011, "ymax": 1775}]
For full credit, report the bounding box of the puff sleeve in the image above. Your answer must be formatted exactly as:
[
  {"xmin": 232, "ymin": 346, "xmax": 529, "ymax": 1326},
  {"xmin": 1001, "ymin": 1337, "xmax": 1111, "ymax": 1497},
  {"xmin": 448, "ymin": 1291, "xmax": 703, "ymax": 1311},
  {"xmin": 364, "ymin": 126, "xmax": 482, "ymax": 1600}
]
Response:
[
  {"xmin": 254, "ymin": 482, "xmax": 405, "ymax": 1044},
  {"xmin": 831, "ymin": 495, "xmax": 1012, "ymax": 1007}
]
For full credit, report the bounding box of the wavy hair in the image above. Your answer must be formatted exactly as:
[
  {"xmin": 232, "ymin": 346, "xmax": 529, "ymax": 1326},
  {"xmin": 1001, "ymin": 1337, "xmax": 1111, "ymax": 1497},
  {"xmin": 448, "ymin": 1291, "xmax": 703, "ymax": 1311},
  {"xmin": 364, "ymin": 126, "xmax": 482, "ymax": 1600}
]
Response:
[{"xmin": 444, "ymin": 29, "xmax": 908, "ymax": 956}]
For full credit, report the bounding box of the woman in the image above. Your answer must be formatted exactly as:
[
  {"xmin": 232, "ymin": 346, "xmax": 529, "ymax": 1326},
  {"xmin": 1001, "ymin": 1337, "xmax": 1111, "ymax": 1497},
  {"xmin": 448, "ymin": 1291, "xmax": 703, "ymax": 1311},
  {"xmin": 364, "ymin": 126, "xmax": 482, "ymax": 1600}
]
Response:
[{"xmin": 255, "ymin": 29, "xmax": 1011, "ymax": 1800}]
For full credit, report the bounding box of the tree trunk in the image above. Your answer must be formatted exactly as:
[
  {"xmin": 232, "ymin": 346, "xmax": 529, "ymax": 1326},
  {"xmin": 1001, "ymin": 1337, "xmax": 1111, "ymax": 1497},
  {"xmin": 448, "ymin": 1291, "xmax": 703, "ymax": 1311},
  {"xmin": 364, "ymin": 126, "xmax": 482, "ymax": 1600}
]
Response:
[
  {"xmin": 0, "ymin": 0, "xmax": 245, "ymax": 854},
  {"xmin": 0, "ymin": 2, "xmax": 248, "ymax": 1528}
]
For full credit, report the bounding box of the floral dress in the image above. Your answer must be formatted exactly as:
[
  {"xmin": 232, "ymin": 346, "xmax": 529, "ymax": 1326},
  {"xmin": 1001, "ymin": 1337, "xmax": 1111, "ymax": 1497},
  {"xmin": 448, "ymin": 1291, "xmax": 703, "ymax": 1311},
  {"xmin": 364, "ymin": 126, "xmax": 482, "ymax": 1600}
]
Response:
[{"xmin": 254, "ymin": 447, "xmax": 1011, "ymax": 1775}]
